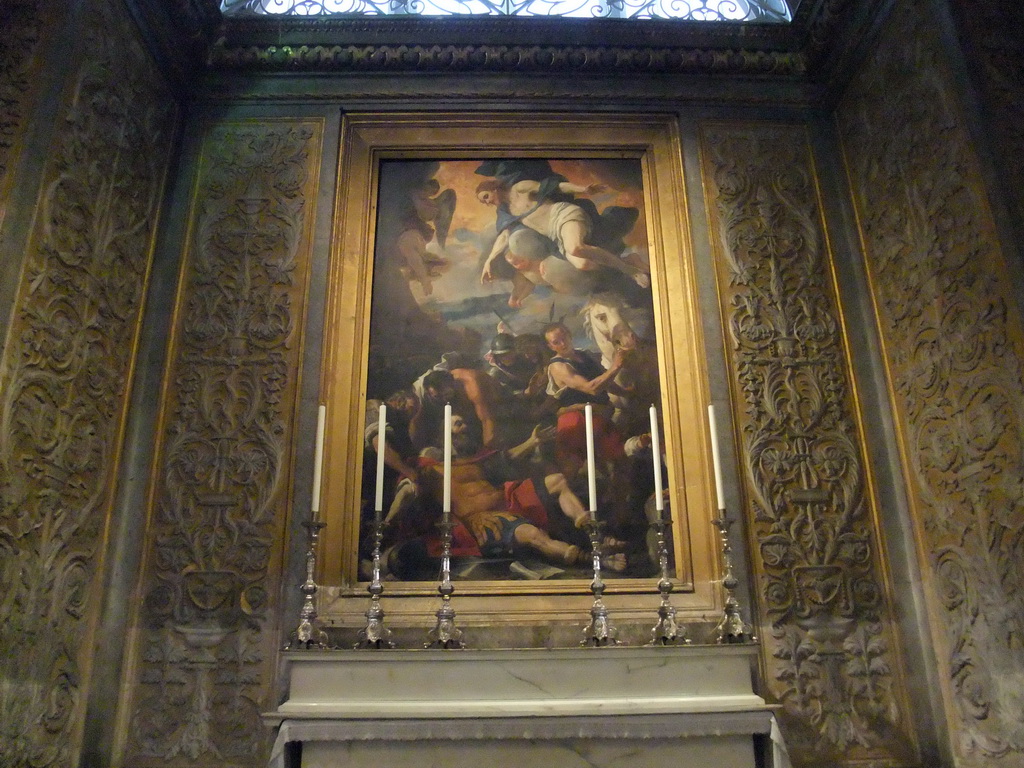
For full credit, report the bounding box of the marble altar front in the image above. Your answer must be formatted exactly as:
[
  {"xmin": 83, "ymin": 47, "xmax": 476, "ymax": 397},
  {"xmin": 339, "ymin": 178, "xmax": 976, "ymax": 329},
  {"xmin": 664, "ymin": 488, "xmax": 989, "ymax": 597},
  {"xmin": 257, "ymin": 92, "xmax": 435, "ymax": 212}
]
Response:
[{"xmin": 266, "ymin": 645, "xmax": 776, "ymax": 768}]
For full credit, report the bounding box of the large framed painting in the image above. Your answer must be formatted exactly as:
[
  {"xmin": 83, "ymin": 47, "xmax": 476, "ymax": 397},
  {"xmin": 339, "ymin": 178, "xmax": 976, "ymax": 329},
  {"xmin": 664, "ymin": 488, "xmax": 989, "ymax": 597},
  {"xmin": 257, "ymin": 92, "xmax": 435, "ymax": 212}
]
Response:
[{"xmin": 319, "ymin": 113, "xmax": 720, "ymax": 629}]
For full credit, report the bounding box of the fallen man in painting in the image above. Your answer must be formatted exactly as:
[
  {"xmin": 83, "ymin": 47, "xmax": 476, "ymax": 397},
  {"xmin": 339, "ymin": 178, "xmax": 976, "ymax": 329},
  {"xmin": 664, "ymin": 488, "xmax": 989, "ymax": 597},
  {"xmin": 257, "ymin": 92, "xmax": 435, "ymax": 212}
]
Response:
[{"xmin": 382, "ymin": 413, "xmax": 627, "ymax": 578}]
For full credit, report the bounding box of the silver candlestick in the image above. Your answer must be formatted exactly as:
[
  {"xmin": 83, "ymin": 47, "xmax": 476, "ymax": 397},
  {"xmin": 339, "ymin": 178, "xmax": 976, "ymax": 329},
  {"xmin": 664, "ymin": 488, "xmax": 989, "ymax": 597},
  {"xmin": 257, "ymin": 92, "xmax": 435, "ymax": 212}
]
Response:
[
  {"xmin": 713, "ymin": 512, "xmax": 755, "ymax": 644},
  {"xmin": 425, "ymin": 517, "xmax": 465, "ymax": 649},
  {"xmin": 355, "ymin": 506, "xmax": 395, "ymax": 649},
  {"xmin": 648, "ymin": 502, "xmax": 689, "ymax": 646},
  {"xmin": 286, "ymin": 520, "xmax": 330, "ymax": 650},
  {"xmin": 581, "ymin": 517, "xmax": 618, "ymax": 647}
]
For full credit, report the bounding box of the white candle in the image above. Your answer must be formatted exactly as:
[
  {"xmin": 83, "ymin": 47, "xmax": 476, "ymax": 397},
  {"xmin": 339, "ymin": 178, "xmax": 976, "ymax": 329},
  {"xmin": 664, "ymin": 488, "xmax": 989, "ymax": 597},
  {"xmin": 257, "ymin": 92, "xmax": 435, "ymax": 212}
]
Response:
[
  {"xmin": 708, "ymin": 404, "xmax": 727, "ymax": 511},
  {"xmin": 585, "ymin": 403, "xmax": 597, "ymax": 514},
  {"xmin": 311, "ymin": 404, "xmax": 326, "ymax": 514},
  {"xmin": 649, "ymin": 404, "xmax": 663, "ymax": 512},
  {"xmin": 374, "ymin": 403, "xmax": 387, "ymax": 512},
  {"xmin": 443, "ymin": 403, "xmax": 452, "ymax": 516}
]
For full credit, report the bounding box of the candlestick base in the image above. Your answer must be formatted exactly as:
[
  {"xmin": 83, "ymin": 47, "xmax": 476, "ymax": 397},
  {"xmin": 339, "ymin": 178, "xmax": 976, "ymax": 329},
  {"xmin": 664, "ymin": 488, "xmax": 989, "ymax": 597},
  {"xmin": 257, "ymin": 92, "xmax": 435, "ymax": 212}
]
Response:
[
  {"xmin": 650, "ymin": 602, "xmax": 690, "ymax": 646},
  {"xmin": 285, "ymin": 520, "xmax": 332, "ymax": 650},
  {"xmin": 425, "ymin": 593, "xmax": 465, "ymax": 649},
  {"xmin": 715, "ymin": 594, "xmax": 754, "ymax": 644},
  {"xmin": 713, "ymin": 512, "xmax": 756, "ymax": 645},
  {"xmin": 355, "ymin": 593, "xmax": 396, "ymax": 650},
  {"xmin": 424, "ymin": 518, "xmax": 466, "ymax": 649},
  {"xmin": 356, "ymin": 581, "xmax": 395, "ymax": 651},
  {"xmin": 581, "ymin": 517, "xmax": 619, "ymax": 647},
  {"xmin": 582, "ymin": 600, "xmax": 618, "ymax": 647},
  {"xmin": 647, "ymin": 511, "xmax": 690, "ymax": 646},
  {"xmin": 355, "ymin": 512, "xmax": 396, "ymax": 649}
]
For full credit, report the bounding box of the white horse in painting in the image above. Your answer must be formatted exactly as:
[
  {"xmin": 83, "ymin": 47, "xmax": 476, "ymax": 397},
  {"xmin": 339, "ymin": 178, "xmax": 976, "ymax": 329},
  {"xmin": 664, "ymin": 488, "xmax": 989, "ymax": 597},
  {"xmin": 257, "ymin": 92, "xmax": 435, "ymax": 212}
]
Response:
[
  {"xmin": 582, "ymin": 293, "xmax": 669, "ymax": 568},
  {"xmin": 580, "ymin": 292, "xmax": 662, "ymax": 438}
]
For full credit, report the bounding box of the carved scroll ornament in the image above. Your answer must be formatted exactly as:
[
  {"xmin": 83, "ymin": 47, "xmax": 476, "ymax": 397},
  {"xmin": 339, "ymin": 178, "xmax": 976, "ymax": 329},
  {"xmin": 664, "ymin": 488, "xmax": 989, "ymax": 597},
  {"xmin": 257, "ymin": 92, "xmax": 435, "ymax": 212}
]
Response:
[
  {"xmin": 838, "ymin": 3, "xmax": 1024, "ymax": 764},
  {"xmin": 701, "ymin": 123, "xmax": 916, "ymax": 766},
  {"xmin": 0, "ymin": 0, "xmax": 176, "ymax": 765},
  {"xmin": 124, "ymin": 119, "xmax": 321, "ymax": 767}
]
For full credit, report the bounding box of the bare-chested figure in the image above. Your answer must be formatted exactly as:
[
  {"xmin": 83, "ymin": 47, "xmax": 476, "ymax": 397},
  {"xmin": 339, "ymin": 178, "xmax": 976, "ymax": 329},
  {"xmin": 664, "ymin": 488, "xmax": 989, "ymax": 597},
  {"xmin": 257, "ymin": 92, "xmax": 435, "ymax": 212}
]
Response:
[{"xmin": 392, "ymin": 413, "xmax": 628, "ymax": 572}]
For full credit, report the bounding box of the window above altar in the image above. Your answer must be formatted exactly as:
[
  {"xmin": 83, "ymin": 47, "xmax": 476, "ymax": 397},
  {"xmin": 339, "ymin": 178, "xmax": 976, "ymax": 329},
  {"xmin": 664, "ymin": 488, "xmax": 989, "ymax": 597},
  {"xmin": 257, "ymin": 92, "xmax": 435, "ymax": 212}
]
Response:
[{"xmin": 221, "ymin": 0, "xmax": 793, "ymax": 22}]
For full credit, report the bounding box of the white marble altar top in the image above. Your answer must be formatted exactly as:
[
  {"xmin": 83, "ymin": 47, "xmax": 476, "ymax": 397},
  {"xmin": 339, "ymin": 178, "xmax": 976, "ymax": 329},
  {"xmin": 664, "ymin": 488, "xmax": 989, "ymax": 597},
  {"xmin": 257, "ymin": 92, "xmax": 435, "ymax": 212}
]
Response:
[{"xmin": 273, "ymin": 644, "xmax": 766, "ymax": 720}]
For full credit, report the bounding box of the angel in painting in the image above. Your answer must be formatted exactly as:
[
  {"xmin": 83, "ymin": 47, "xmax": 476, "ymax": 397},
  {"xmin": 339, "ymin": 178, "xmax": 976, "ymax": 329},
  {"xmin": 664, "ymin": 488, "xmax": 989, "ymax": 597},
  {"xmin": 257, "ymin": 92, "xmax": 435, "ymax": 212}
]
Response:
[
  {"xmin": 475, "ymin": 159, "xmax": 650, "ymax": 295},
  {"xmin": 393, "ymin": 169, "xmax": 456, "ymax": 296}
]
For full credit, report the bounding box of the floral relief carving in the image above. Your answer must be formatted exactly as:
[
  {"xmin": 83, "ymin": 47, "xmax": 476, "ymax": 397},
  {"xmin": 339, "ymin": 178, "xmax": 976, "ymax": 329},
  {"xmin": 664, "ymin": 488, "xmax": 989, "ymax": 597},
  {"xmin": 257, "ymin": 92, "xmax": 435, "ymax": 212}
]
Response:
[
  {"xmin": 701, "ymin": 124, "xmax": 914, "ymax": 765},
  {"xmin": 838, "ymin": 4, "xmax": 1024, "ymax": 764},
  {"xmin": 0, "ymin": 0, "xmax": 176, "ymax": 765},
  {"xmin": 125, "ymin": 120, "xmax": 320, "ymax": 767}
]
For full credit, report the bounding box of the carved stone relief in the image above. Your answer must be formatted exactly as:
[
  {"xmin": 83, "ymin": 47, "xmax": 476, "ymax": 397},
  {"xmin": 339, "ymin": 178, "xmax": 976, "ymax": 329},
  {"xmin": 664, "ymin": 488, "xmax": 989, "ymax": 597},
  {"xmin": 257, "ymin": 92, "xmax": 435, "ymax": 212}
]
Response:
[
  {"xmin": 700, "ymin": 123, "xmax": 917, "ymax": 766},
  {"xmin": 210, "ymin": 39, "xmax": 806, "ymax": 76},
  {"xmin": 122, "ymin": 119, "xmax": 322, "ymax": 767},
  {"xmin": 0, "ymin": 0, "xmax": 177, "ymax": 765},
  {"xmin": 838, "ymin": 3, "xmax": 1024, "ymax": 765}
]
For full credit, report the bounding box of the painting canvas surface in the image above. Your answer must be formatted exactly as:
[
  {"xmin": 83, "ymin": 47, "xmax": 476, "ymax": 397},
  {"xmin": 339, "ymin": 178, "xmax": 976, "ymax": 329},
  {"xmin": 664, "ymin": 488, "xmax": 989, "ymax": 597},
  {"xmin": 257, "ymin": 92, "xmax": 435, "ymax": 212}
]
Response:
[{"xmin": 359, "ymin": 157, "xmax": 676, "ymax": 584}]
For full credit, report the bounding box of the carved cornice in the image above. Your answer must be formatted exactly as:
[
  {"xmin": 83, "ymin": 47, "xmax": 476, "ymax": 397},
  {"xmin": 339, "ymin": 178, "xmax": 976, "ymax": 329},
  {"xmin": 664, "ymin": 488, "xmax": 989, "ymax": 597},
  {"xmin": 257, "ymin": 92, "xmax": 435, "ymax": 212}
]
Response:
[
  {"xmin": 211, "ymin": 39, "xmax": 806, "ymax": 76},
  {"xmin": 0, "ymin": 0, "xmax": 177, "ymax": 764},
  {"xmin": 209, "ymin": 4, "xmax": 821, "ymax": 76},
  {"xmin": 838, "ymin": 2, "xmax": 1024, "ymax": 763},
  {"xmin": 125, "ymin": 0, "xmax": 895, "ymax": 90},
  {"xmin": 124, "ymin": 118, "xmax": 322, "ymax": 766},
  {"xmin": 197, "ymin": 73, "xmax": 820, "ymax": 107},
  {"xmin": 700, "ymin": 122, "xmax": 917, "ymax": 765},
  {"xmin": 219, "ymin": 13, "xmax": 795, "ymax": 47}
]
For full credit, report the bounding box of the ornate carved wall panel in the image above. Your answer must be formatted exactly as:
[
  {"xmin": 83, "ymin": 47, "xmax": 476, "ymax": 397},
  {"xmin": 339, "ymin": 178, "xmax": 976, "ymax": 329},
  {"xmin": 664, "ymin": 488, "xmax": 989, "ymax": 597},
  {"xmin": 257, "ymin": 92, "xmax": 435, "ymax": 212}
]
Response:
[
  {"xmin": 121, "ymin": 118, "xmax": 323, "ymax": 767},
  {"xmin": 838, "ymin": 3, "xmax": 1024, "ymax": 766},
  {"xmin": 699, "ymin": 122, "xmax": 918, "ymax": 767},
  {"xmin": 0, "ymin": 0, "xmax": 177, "ymax": 765}
]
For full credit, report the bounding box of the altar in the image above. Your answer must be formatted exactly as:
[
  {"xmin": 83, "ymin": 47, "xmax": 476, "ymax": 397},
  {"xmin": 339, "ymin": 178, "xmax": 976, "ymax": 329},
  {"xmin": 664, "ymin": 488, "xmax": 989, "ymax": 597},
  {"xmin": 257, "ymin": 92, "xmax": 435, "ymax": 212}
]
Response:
[{"xmin": 265, "ymin": 644, "xmax": 777, "ymax": 768}]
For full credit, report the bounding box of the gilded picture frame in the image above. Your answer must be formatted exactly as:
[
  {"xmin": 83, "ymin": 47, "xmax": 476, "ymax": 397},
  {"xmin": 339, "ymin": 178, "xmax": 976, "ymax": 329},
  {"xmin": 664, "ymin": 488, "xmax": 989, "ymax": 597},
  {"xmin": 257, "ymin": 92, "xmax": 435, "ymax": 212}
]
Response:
[{"xmin": 318, "ymin": 113, "xmax": 721, "ymax": 629}]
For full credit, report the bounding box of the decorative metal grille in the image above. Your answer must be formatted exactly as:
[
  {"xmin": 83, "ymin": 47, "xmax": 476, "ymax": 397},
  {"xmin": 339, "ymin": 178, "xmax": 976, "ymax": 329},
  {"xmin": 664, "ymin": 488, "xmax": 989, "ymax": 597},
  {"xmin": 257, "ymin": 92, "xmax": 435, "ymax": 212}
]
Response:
[{"xmin": 222, "ymin": 0, "xmax": 791, "ymax": 21}]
